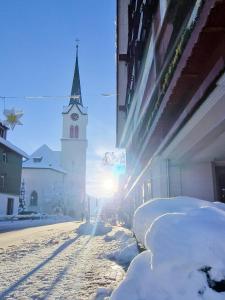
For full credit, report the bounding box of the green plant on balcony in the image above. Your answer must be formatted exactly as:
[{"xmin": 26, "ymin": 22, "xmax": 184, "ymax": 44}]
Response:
[
  {"xmin": 136, "ymin": 0, "xmax": 204, "ymax": 151},
  {"xmin": 161, "ymin": 0, "xmax": 204, "ymax": 95}
]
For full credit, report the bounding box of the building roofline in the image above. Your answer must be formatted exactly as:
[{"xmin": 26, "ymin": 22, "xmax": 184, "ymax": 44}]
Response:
[
  {"xmin": 0, "ymin": 137, "xmax": 29, "ymax": 158},
  {"xmin": 0, "ymin": 122, "xmax": 9, "ymax": 130},
  {"xmin": 22, "ymin": 166, "xmax": 67, "ymax": 174},
  {"xmin": 62, "ymin": 103, "xmax": 88, "ymax": 115}
]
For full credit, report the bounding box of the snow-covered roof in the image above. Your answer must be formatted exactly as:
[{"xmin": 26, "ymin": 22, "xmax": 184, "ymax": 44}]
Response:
[
  {"xmin": 23, "ymin": 144, "xmax": 66, "ymax": 174},
  {"xmin": 0, "ymin": 136, "xmax": 29, "ymax": 158}
]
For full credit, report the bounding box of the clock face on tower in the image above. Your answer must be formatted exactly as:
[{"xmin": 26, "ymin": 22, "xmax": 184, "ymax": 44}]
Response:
[{"xmin": 71, "ymin": 113, "xmax": 79, "ymax": 121}]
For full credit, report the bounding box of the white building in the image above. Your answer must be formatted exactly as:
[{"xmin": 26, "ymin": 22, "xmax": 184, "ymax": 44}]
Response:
[{"xmin": 22, "ymin": 47, "xmax": 88, "ymax": 218}]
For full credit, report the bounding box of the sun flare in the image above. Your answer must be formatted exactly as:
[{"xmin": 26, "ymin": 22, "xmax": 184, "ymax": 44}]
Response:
[{"xmin": 102, "ymin": 178, "xmax": 118, "ymax": 194}]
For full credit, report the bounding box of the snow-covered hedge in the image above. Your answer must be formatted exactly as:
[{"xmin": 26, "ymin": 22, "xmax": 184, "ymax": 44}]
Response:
[{"xmin": 111, "ymin": 197, "xmax": 225, "ymax": 300}]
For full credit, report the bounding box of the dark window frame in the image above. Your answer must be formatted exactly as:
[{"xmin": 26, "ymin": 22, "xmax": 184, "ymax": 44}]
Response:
[
  {"xmin": 2, "ymin": 151, "xmax": 7, "ymax": 163},
  {"xmin": 0, "ymin": 174, "xmax": 6, "ymax": 190}
]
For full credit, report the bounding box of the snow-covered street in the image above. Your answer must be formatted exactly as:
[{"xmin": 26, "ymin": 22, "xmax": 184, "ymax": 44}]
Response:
[{"xmin": 0, "ymin": 221, "xmax": 128, "ymax": 300}]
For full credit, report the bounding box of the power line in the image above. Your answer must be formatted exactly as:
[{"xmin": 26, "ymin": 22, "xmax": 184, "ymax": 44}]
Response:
[
  {"xmin": 0, "ymin": 93, "xmax": 117, "ymax": 101},
  {"xmin": 0, "ymin": 95, "xmax": 80, "ymax": 100}
]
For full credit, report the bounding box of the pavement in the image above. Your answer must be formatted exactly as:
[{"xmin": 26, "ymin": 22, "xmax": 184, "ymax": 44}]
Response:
[
  {"xmin": 0, "ymin": 221, "xmax": 127, "ymax": 300},
  {"xmin": 0, "ymin": 217, "xmax": 75, "ymax": 233}
]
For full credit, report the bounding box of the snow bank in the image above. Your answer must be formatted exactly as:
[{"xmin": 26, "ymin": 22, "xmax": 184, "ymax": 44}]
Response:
[
  {"xmin": 105, "ymin": 228, "xmax": 138, "ymax": 267},
  {"xmin": 146, "ymin": 207, "xmax": 225, "ymax": 272},
  {"xmin": 133, "ymin": 196, "xmax": 214, "ymax": 246},
  {"xmin": 106, "ymin": 241, "xmax": 139, "ymax": 266},
  {"xmin": 104, "ymin": 230, "xmax": 131, "ymax": 242},
  {"xmin": 92, "ymin": 287, "xmax": 113, "ymax": 300},
  {"xmin": 213, "ymin": 201, "xmax": 225, "ymax": 212},
  {"xmin": 111, "ymin": 251, "xmax": 155, "ymax": 300},
  {"xmin": 76, "ymin": 222, "xmax": 112, "ymax": 236},
  {"xmin": 112, "ymin": 198, "xmax": 225, "ymax": 300}
]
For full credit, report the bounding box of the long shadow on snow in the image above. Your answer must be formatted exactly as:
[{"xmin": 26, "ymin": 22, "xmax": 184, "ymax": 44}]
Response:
[
  {"xmin": 0, "ymin": 234, "xmax": 90, "ymax": 299},
  {"xmin": 39, "ymin": 236, "xmax": 92, "ymax": 300}
]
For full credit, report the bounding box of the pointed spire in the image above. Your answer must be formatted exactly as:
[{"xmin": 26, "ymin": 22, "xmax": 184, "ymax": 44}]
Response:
[{"xmin": 70, "ymin": 42, "xmax": 83, "ymax": 106}]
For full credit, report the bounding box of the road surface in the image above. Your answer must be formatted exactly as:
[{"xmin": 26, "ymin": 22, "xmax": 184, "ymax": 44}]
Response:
[{"xmin": 0, "ymin": 221, "xmax": 126, "ymax": 300}]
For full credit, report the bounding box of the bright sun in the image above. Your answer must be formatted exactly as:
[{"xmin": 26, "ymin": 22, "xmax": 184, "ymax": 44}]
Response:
[{"xmin": 102, "ymin": 178, "xmax": 117, "ymax": 194}]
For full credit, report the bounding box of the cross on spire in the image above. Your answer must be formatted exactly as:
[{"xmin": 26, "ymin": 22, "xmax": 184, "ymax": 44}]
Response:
[
  {"xmin": 75, "ymin": 39, "xmax": 80, "ymax": 54},
  {"xmin": 76, "ymin": 38, "xmax": 80, "ymax": 46},
  {"xmin": 70, "ymin": 40, "xmax": 83, "ymax": 106}
]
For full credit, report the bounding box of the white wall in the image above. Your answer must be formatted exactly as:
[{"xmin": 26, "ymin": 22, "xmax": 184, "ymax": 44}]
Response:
[
  {"xmin": 22, "ymin": 168, "xmax": 65, "ymax": 214},
  {"xmin": 150, "ymin": 157, "xmax": 169, "ymax": 198},
  {"xmin": 179, "ymin": 162, "xmax": 214, "ymax": 202},
  {"xmin": 150, "ymin": 159, "xmax": 215, "ymax": 202},
  {"xmin": 168, "ymin": 164, "xmax": 182, "ymax": 197},
  {"xmin": 0, "ymin": 193, "xmax": 19, "ymax": 215}
]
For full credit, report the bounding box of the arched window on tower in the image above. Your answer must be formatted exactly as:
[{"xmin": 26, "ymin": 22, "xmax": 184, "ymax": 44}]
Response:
[
  {"xmin": 70, "ymin": 125, "xmax": 74, "ymax": 138},
  {"xmin": 70, "ymin": 125, "xmax": 79, "ymax": 138},
  {"xmin": 75, "ymin": 125, "xmax": 79, "ymax": 138}
]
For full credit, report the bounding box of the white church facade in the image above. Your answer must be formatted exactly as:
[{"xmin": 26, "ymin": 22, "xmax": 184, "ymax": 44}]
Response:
[{"xmin": 22, "ymin": 47, "xmax": 88, "ymax": 218}]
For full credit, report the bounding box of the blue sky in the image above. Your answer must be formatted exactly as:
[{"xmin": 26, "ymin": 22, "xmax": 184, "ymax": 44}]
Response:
[{"xmin": 0, "ymin": 0, "xmax": 116, "ymax": 197}]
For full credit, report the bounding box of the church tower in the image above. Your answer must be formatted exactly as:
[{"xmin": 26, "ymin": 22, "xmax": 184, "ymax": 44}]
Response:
[{"xmin": 61, "ymin": 45, "xmax": 88, "ymax": 218}]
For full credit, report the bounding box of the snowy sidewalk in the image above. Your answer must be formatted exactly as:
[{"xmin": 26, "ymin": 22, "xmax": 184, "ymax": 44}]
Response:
[
  {"xmin": 0, "ymin": 221, "xmax": 131, "ymax": 300},
  {"xmin": 0, "ymin": 216, "xmax": 75, "ymax": 233}
]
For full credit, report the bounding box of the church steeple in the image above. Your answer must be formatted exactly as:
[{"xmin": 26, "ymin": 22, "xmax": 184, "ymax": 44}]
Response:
[{"xmin": 70, "ymin": 44, "xmax": 83, "ymax": 106}]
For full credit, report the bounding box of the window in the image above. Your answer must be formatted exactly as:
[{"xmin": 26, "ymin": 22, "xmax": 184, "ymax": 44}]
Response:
[
  {"xmin": 0, "ymin": 174, "xmax": 6, "ymax": 190},
  {"xmin": 215, "ymin": 166, "xmax": 225, "ymax": 203},
  {"xmin": 75, "ymin": 125, "xmax": 79, "ymax": 138},
  {"xmin": 70, "ymin": 125, "xmax": 74, "ymax": 138},
  {"xmin": 7, "ymin": 198, "xmax": 14, "ymax": 215},
  {"xmin": 2, "ymin": 152, "xmax": 7, "ymax": 163},
  {"xmin": 0, "ymin": 127, "xmax": 4, "ymax": 138},
  {"xmin": 33, "ymin": 157, "xmax": 43, "ymax": 163},
  {"xmin": 30, "ymin": 190, "xmax": 38, "ymax": 206},
  {"xmin": 0, "ymin": 124, "xmax": 6, "ymax": 138},
  {"xmin": 70, "ymin": 125, "xmax": 79, "ymax": 138}
]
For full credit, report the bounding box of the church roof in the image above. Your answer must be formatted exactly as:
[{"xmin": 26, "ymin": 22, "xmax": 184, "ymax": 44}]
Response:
[
  {"xmin": 70, "ymin": 45, "xmax": 83, "ymax": 106},
  {"xmin": 23, "ymin": 144, "xmax": 66, "ymax": 174},
  {"xmin": 62, "ymin": 103, "xmax": 88, "ymax": 115}
]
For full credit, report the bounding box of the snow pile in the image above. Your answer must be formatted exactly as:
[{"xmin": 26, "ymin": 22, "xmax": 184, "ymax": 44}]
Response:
[
  {"xmin": 106, "ymin": 241, "xmax": 139, "ymax": 266},
  {"xmin": 133, "ymin": 196, "xmax": 214, "ymax": 246},
  {"xmin": 76, "ymin": 221, "xmax": 112, "ymax": 236},
  {"xmin": 104, "ymin": 228, "xmax": 138, "ymax": 267},
  {"xmin": 92, "ymin": 287, "xmax": 113, "ymax": 300},
  {"xmin": 111, "ymin": 251, "xmax": 154, "ymax": 300},
  {"xmin": 146, "ymin": 207, "xmax": 225, "ymax": 272},
  {"xmin": 213, "ymin": 201, "xmax": 225, "ymax": 212},
  {"xmin": 104, "ymin": 230, "xmax": 132, "ymax": 243},
  {"xmin": 111, "ymin": 197, "xmax": 225, "ymax": 300}
]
